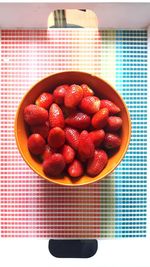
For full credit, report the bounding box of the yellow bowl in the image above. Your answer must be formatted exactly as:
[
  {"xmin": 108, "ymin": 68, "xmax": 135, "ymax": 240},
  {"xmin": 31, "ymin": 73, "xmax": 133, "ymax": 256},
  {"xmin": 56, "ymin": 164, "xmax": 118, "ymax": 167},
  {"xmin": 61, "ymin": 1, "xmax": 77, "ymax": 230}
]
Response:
[{"xmin": 15, "ymin": 71, "xmax": 131, "ymax": 186}]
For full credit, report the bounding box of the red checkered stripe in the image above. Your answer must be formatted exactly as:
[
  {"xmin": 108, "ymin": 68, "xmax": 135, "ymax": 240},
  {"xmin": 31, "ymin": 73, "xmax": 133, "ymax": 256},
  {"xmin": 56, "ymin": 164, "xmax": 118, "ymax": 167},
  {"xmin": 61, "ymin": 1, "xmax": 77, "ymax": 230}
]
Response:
[{"xmin": 0, "ymin": 29, "xmax": 101, "ymax": 238}]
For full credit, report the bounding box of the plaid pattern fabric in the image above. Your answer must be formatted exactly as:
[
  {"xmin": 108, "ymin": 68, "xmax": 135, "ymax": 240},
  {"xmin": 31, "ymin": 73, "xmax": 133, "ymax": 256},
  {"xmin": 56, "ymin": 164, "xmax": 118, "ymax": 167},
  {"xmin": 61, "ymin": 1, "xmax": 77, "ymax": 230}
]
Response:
[{"xmin": 0, "ymin": 29, "xmax": 147, "ymax": 238}]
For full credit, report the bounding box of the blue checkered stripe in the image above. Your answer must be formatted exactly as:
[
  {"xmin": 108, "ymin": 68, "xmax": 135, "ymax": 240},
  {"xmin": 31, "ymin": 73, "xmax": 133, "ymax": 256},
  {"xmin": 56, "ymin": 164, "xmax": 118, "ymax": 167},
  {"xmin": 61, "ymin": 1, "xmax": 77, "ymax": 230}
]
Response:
[{"xmin": 115, "ymin": 30, "xmax": 147, "ymax": 237}]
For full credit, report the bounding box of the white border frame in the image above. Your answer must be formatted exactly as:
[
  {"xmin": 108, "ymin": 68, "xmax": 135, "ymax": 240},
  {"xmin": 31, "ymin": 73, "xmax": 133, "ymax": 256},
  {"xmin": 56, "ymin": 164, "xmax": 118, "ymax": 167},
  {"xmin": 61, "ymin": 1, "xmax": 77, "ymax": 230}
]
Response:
[{"xmin": 0, "ymin": 238, "xmax": 150, "ymax": 267}]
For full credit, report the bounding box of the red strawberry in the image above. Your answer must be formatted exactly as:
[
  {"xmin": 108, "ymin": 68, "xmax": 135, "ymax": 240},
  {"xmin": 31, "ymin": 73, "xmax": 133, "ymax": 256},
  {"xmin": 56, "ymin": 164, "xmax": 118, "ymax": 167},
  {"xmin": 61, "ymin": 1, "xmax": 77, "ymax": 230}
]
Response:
[
  {"xmin": 79, "ymin": 96, "xmax": 100, "ymax": 114},
  {"xmin": 41, "ymin": 145, "xmax": 55, "ymax": 161},
  {"xmin": 24, "ymin": 104, "xmax": 48, "ymax": 126},
  {"xmin": 61, "ymin": 106, "xmax": 76, "ymax": 118},
  {"xmin": 100, "ymin": 100, "xmax": 120, "ymax": 115},
  {"xmin": 91, "ymin": 108, "xmax": 109, "ymax": 129},
  {"xmin": 65, "ymin": 127, "xmax": 80, "ymax": 150},
  {"xmin": 106, "ymin": 116, "xmax": 122, "ymax": 132},
  {"xmin": 103, "ymin": 133, "xmax": 121, "ymax": 149},
  {"xmin": 87, "ymin": 149, "xmax": 108, "ymax": 177},
  {"xmin": 65, "ymin": 112, "xmax": 90, "ymax": 130},
  {"xmin": 81, "ymin": 84, "xmax": 94, "ymax": 97},
  {"xmin": 61, "ymin": 144, "xmax": 75, "ymax": 164},
  {"xmin": 67, "ymin": 159, "xmax": 84, "ymax": 178},
  {"xmin": 30, "ymin": 121, "xmax": 50, "ymax": 139},
  {"xmin": 48, "ymin": 127, "xmax": 65, "ymax": 149},
  {"xmin": 64, "ymin": 84, "xmax": 83, "ymax": 108},
  {"xmin": 78, "ymin": 130, "xmax": 95, "ymax": 160},
  {"xmin": 28, "ymin": 133, "xmax": 46, "ymax": 155},
  {"xmin": 43, "ymin": 153, "xmax": 65, "ymax": 177},
  {"xmin": 53, "ymin": 84, "xmax": 69, "ymax": 105},
  {"xmin": 89, "ymin": 129, "xmax": 105, "ymax": 147},
  {"xmin": 35, "ymin": 92, "xmax": 53, "ymax": 109},
  {"xmin": 49, "ymin": 103, "xmax": 65, "ymax": 128}
]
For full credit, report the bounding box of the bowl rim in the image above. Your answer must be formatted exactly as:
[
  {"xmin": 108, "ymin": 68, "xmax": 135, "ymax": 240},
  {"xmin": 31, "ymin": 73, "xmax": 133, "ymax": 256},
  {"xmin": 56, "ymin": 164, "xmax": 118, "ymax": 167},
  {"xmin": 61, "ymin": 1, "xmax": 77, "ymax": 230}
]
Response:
[{"xmin": 14, "ymin": 70, "xmax": 132, "ymax": 186}]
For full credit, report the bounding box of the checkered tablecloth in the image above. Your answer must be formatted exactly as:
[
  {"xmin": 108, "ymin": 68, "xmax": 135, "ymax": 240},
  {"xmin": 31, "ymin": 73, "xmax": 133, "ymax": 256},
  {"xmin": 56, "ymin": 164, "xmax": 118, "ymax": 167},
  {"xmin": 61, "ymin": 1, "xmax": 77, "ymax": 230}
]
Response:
[{"xmin": 0, "ymin": 29, "xmax": 147, "ymax": 238}]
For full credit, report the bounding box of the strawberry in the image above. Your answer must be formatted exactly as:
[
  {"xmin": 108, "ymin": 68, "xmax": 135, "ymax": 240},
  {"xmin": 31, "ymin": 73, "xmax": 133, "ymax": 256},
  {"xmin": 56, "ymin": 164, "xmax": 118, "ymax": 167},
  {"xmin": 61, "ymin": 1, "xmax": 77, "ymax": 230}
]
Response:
[
  {"xmin": 53, "ymin": 84, "xmax": 69, "ymax": 105},
  {"xmin": 79, "ymin": 96, "xmax": 100, "ymax": 114},
  {"xmin": 61, "ymin": 144, "xmax": 75, "ymax": 164},
  {"xmin": 78, "ymin": 130, "xmax": 95, "ymax": 160},
  {"xmin": 87, "ymin": 149, "xmax": 108, "ymax": 177},
  {"xmin": 65, "ymin": 127, "xmax": 80, "ymax": 150},
  {"xmin": 67, "ymin": 159, "xmax": 84, "ymax": 178},
  {"xmin": 89, "ymin": 129, "xmax": 105, "ymax": 147},
  {"xmin": 41, "ymin": 145, "xmax": 55, "ymax": 161},
  {"xmin": 65, "ymin": 112, "xmax": 90, "ymax": 130},
  {"xmin": 35, "ymin": 92, "xmax": 53, "ymax": 109},
  {"xmin": 48, "ymin": 127, "xmax": 65, "ymax": 148},
  {"xmin": 28, "ymin": 133, "xmax": 46, "ymax": 155},
  {"xmin": 49, "ymin": 103, "xmax": 65, "ymax": 128},
  {"xmin": 43, "ymin": 153, "xmax": 65, "ymax": 177},
  {"xmin": 64, "ymin": 84, "xmax": 83, "ymax": 108},
  {"xmin": 24, "ymin": 104, "xmax": 48, "ymax": 126},
  {"xmin": 81, "ymin": 84, "xmax": 94, "ymax": 97},
  {"xmin": 103, "ymin": 133, "xmax": 121, "ymax": 149},
  {"xmin": 91, "ymin": 108, "xmax": 109, "ymax": 129},
  {"xmin": 61, "ymin": 106, "xmax": 76, "ymax": 118},
  {"xmin": 106, "ymin": 116, "xmax": 122, "ymax": 132},
  {"xmin": 30, "ymin": 121, "xmax": 50, "ymax": 139},
  {"xmin": 100, "ymin": 100, "xmax": 120, "ymax": 115}
]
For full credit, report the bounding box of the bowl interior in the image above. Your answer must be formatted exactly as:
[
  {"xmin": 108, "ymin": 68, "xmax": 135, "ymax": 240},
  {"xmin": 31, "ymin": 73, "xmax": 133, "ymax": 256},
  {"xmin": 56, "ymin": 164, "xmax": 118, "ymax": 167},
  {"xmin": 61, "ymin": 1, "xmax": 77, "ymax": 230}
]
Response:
[{"xmin": 15, "ymin": 71, "xmax": 131, "ymax": 186}]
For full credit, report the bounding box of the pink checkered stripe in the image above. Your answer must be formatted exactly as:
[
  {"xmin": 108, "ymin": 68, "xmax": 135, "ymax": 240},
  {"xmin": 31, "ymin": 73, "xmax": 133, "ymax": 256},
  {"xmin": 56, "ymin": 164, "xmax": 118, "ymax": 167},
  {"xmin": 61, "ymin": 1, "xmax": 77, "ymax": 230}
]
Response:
[{"xmin": 0, "ymin": 29, "xmax": 101, "ymax": 238}]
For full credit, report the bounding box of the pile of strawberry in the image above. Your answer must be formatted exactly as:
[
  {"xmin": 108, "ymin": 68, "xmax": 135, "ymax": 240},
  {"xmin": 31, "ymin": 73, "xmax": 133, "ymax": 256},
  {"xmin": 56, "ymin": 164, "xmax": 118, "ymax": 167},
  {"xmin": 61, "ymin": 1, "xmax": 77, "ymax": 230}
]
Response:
[{"xmin": 23, "ymin": 84, "xmax": 122, "ymax": 178}]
